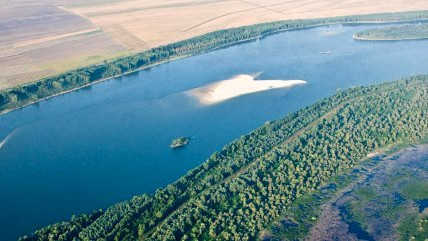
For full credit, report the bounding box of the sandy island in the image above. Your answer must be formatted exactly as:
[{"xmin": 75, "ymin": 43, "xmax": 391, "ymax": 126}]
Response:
[{"xmin": 188, "ymin": 74, "xmax": 306, "ymax": 105}]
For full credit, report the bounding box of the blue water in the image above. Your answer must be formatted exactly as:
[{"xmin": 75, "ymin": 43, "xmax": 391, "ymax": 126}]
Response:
[
  {"xmin": 339, "ymin": 205, "xmax": 375, "ymax": 241},
  {"xmin": 1, "ymin": 24, "xmax": 428, "ymax": 240}
]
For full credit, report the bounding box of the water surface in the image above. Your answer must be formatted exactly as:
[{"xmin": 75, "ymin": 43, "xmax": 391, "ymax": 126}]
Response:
[{"xmin": 1, "ymin": 24, "xmax": 428, "ymax": 240}]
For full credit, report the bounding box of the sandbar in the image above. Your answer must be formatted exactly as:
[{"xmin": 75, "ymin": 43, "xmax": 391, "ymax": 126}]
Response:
[{"xmin": 188, "ymin": 74, "xmax": 306, "ymax": 105}]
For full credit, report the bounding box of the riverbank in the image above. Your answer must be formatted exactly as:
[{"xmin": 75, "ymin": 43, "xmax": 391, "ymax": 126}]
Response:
[
  {"xmin": 4, "ymin": 23, "xmax": 428, "ymax": 241},
  {"xmin": 2, "ymin": 11, "xmax": 428, "ymax": 116},
  {"xmin": 354, "ymin": 36, "xmax": 428, "ymax": 41},
  {"xmin": 21, "ymin": 74, "xmax": 428, "ymax": 240},
  {"xmin": 4, "ymin": 1, "xmax": 428, "ymax": 89},
  {"xmin": 0, "ymin": 54, "xmax": 189, "ymax": 116}
]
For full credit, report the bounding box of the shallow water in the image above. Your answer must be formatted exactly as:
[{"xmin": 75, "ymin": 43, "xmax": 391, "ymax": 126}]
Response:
[
  {"xmin": 1, "ymin": 23, "xmax": 428, "ymax": 240},
  {"xmin": 338, "ymin": 205, "xmax": 375, "ymax": 241},
  {"xmin": 418, "ymin": 199, "xmax": 428, "ymax": 212}
]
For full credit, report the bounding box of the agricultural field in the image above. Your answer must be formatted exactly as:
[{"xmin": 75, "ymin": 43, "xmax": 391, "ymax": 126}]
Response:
[
  {"xmin": 3, "ymin": 1, "xmax": 428, "ymax": 241},
  {"xmin": 0, "ymin": 0, "xmax": 126, "ymax": 90},
  {"xmin": 2, "ymin": 0, "xmax": 428, "ymax": 90},
  {"xmin": 67, "ymin": 0, "xmax": 428, "ymax": 48}
]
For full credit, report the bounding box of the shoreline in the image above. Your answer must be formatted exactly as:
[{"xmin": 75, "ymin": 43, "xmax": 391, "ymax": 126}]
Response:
[
  {"xmin": 15, "ymin": 74, "xmax": 428, "ymax": 240},
  {"xmin": 0, "ymin": 55, "xmax": 190, "ymax": 116},
  {"xmin": 353, "ymin": 35, "xmax": 428, "ymax": 41},
  {"xmin": 2, "ymin": 13, "xmax": 428, "ymax": 116}
]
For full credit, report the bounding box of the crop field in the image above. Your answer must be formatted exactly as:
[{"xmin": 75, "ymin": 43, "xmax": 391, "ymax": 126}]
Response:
[
  {"xmin": 67, "ymin": 0, "xmax": 428, "ymax": 48},
  {"xmin": 1, "ymin": 0, "xmax": 428, "ymax": 90},
  {"xmin": 0, "ymin": 0, "xmax": 126, "ymax": 90}
]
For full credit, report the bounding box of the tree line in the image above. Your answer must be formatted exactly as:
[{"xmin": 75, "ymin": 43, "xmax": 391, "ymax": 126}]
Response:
[
  {"xmin": 354, "ymin": 23, "xmax": 428, "ymax": 40},
  {"xmin": 20, "ymin": 74, "xmax": 428, "ymax": 240},
  {"xmin": 2, "ymin": 10, "xmax": 428, "ymax": 113}
]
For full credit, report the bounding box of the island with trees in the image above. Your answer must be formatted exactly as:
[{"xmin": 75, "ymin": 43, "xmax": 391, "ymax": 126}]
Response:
[
  {"xmin": 20, "ymin": 74, "xmax": 428, "ymax": 240},
  {"xmin": 2, "ymin": 11, "xmax": 428, "ymax": 115},
  {"xmin": 354, "ymin": 23, "xmax": 428, "ymax": 41},
  {"xmin": 170, "ymin": 137, "xmax": 191, "ymax": 149}
]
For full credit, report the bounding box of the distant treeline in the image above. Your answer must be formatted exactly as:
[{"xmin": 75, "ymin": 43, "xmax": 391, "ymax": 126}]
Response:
[
  {"xmin": 2, "ymin": 10, "xmax": 428, "ymax": 113},
  {"xmin": 354, "ymin": 23, "xmax": 428, "ymax": 40},
  {"xmin": 21, "ymin": 74, "xmax": 428, "ymax": 241}
]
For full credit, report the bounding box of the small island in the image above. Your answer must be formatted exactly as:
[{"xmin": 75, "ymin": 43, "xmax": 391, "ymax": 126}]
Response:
[
  {"xmin": 170, "ymin": 137, "xmax": 190, "ymax": 148},
  {"xmin": 353, "ymin": 23, "xmax": 428, "ymax": 41},
  {"xmin": 188, "ymin": 74, "xmax": 306, "ymax": 105}
]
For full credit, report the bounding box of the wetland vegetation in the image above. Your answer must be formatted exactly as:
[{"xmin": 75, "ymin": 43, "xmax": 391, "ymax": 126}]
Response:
[
  {"xmin": 262, "ymin": 143, "xmax": 428, "ymax": 241},
  {"xmin": 334, "ymin": 146, "xmax": 428, "ymax": 241},
  {"xmin": 21, "ymin": 75, "xmax": 428, "ymax": 240}
]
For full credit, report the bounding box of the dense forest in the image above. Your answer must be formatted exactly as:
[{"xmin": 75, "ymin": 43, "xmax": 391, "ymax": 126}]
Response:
[
  {"xmin": 20, "ymin": 75, "xmax": 428, "ymax": 241},
  {"xmin": 2, "ymin": 11, "xmax": 428, "ymax": 113},
  {"xmin": 354, "ymin": 23, "xmax": 428, "ymax": 40}
]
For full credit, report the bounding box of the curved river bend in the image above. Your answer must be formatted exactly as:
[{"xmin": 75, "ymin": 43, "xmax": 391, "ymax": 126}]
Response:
[{"xmin": 1, "ymin": 24, "xmax": 428, "ymax": 240}]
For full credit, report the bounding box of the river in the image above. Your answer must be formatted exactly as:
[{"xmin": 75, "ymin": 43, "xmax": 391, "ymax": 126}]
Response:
[{"xmin": 1, "ymin": 23, "xmax": 428, "ymax": 240}]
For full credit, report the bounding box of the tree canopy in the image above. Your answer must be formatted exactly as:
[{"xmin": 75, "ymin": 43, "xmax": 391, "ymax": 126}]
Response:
[
  {"xmin": 21, "ymin": 75, "xmax": 428, "ymax": 241},
  {"xmin": 354, "ymin": 23, "xmax": 428, "ymax": 40}
]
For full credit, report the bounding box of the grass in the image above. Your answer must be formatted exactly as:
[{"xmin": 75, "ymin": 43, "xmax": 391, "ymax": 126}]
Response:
[
  {"xmin": 354, "ymin": 187, "xmax": 377, "ymax": 200},
  {"xmin": 398, "ymin": 213, "xmax": 419, "ymax": 241},
  {"xmin": 401, "ymin": 182, "xmax": 428, "ymax": 201}
]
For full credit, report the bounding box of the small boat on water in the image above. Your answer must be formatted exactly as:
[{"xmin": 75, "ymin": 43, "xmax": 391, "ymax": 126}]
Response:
[{"xmin": 320, "ymin": 50, "xmax": 332, "ymax": 55}]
